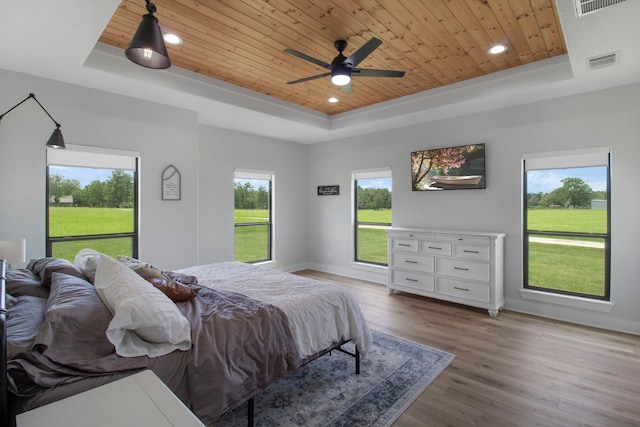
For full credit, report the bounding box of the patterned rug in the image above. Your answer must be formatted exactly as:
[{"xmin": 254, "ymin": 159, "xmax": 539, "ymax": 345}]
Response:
[{"xmin": 215, "ymin": 330, "xmax": 455, "ymax": 427}]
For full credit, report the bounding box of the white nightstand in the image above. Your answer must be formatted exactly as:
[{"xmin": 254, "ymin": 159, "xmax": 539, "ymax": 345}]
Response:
[{"xmin": 16, "ymin": 370, "xmax": 205, "ymax": 427}]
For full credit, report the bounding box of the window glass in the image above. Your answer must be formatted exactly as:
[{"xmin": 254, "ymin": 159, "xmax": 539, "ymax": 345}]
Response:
[
  {"xmin": 354, "ymin": 169, "xmax": 392, "ymax": 265},
  {"xmin": 47, "ymin": 146, "xmax": 138, "ymax": 261},
  {"xmin": 524, "ymin": 150, "xmax": 610, "ymax": 299},
  {"xmin": 234, "ymin": 170, "xmax": 272, "ymax": 263}
]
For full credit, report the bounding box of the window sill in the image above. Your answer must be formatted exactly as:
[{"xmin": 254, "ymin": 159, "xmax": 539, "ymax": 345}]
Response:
[
  {"xmin": 519, "ymin": 289, "xmax": 614, "ymax": 312},
  {"xmin": 350, "ymin": 261, "xmax": 388, "ymax": 273}
]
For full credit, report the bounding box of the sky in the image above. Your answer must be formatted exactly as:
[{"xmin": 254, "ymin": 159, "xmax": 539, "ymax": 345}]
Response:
[
  {"xmin": 526, "ymin": 167, "xmax": 607, "ymax": 194},
  {"xmin": 357, "ymin": 177, "xmax": 392, "ymax": 191},
  {"xmin": 50, "ymin": 166, "xmax": 134, "ymax": 187},
  {"xmin": 53, "ymin": 167, "xmax": 603, "ymax": 194}
]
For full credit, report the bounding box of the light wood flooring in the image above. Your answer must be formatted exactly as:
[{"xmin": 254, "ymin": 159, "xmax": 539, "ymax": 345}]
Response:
[{"xmin": 294, "ymin": 270, "xmax": 640, "ymax": 427}]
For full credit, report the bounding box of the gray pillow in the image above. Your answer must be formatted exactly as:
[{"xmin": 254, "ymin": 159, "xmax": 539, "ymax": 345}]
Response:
[
  {"xmin": 26, "ymin": 257, "xmax": 85, "ymax": 287},
  {"xmin": 33, "ymin": 272, "xmax": 147, "ymax": 372}
]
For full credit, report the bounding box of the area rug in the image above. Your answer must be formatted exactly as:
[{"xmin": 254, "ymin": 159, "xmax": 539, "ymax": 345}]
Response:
[{"xmin": 215, "ymin": 330, "xmax": 455, "ymax": 427}]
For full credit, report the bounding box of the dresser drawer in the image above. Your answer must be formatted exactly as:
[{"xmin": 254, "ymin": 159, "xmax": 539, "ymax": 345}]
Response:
[
  {"xmin": 436, "ymin": 234, "xmax": 490, "ymax": 245},
  {"xmin": 391, "ymin": 270, "xmax": 435, "ymax": 292},
  {"xmin": 454, "ymin": 244, "xmax": 490, "ymax": 260},
  {"xmin": 392, "ymin": 239, "xmax": 419, "ymax": 252},
  {"xmin": 436, "ymin": 258, "xmax": 490, "ymax": 282},
  {"xmin": 420, "ymin": 240, "xmax": 452, "ymax": 256},
  {"xmin": 392, "ymin": 252, "xmax": 434, "ymax": 273},
  {"xmin": 437, "ymin": 277, "xmax": 490, "ymax": 303}
]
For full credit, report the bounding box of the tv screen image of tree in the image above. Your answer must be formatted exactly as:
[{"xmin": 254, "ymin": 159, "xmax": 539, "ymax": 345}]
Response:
[{"xmin": 411, "ymin": 143, "xmax": 486, "ymax": 191}]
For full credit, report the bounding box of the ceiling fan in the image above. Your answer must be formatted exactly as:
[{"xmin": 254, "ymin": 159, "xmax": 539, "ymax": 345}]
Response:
[{"xmin": 284, "ymin": 38, "xmax": 405, "ymax": 93}]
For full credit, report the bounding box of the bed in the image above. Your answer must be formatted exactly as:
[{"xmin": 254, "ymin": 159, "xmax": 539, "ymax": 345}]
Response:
[{"xmin": 0, "ymin": 252, "xmax": 372, "ymax": 427}]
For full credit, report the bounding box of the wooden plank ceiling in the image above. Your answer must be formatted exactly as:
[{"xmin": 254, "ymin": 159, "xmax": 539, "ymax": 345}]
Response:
[{"xmin": 99, "ymin": 0, "xmax": 567, "ymax": 115}]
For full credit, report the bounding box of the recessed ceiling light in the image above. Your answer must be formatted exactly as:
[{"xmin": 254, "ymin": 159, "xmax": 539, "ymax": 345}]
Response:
[
  {"xmin": 328, "ymin": 97, "xmax": 339, "ymax": 103},
  {"xmin": 488, "ymin": 44, "xmax": 507, "ymax": 55},
  {"xmin": 163, "ymin": 33, "xmax": 183, "ymax": 45}
]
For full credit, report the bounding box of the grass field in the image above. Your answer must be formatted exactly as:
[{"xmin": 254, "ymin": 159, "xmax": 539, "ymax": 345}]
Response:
[
  {"xmin": 49, "ymin": 206, "xmax": 607, "ymax": 296},
  {"xmin": 49, "ymin": 207, "xmax": 134, "ymax": 261}
]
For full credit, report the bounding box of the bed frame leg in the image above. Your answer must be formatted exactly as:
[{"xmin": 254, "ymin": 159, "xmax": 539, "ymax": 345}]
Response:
[
  {"xmin": 247, "ymin": 397, "xmax": 254, "ymax": 427},
  {"xmin": 355, "ymin": 348, "xmax": 360, "ymax": 374}
]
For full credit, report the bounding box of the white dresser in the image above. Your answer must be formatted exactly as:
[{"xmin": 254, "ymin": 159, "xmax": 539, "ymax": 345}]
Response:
[{"xmin": 387, "ymin": 228, "xmax": 505, "ymax": 317}]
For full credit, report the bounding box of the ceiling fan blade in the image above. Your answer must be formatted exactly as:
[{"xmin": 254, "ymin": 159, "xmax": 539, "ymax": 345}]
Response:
[
  {"xmin": 341, "ymin": 82, "xmax": 353, "ymax": 94},
  {"xmin": 286, "ymin": 72, "xmax": 331, "ymax": 85},
  {"xmin": 345, "ymin": 38, "xmax": 383, "ymax": 67},
  {"xmin": 284, "ymin": 48, "xmax": 332, "ymax": 69},
  {"xmin": 352, "ymin": 68, "xmax": 405, "ymax": 78}
]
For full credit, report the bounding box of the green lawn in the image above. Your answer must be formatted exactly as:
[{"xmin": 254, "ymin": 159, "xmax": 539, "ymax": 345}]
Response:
[
  {"xmin": 526, "ymin": 208, "xmax": 607, "ymax": 296},
  {"xmin": 527, "ymin": 208, "xmax": 606, "ymax": 233},
  {"xmin": 49, "ymin": 207, "xmax": 607, "ymax": 296},
  {"xmin": 49, "ymin": 207, "xmax": 134, "ymax": 261}
]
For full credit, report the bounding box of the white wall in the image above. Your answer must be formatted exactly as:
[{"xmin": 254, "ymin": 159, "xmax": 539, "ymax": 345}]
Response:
[
  {"xmin": 197, "ymin": 126, "xmax": 309, "ymax": 270},
  {"xmin": 307, "ymin": 83, "xmax": 640, "ymax": 335},
  {"xmin": 0, "ymin": 69, "xmax": 199, "ymax": 270},
  {"xmin": 2, "ymin": 68, "xmax": 638, "ymax": 335}
]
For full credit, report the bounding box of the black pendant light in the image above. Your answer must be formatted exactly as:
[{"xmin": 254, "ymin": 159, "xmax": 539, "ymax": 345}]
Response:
[
  {"xmin": 125, "ymin": 0, "xmax": 171, "ymax": 69},
  {"xmin": 0, "ymin": 93, "xmax": 66, "ymax": 149}
]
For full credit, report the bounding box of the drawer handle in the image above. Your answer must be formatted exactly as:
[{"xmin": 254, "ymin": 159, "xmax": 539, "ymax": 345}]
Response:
[
  {"xmin": 454, "ymin": 286, "xmax": 469, "ymax": 292},
  {"xmin": 398, "ymin": 243, "xmax": 411, "ymax": 247},
  {"xmin": 428, "ymin": 246, "xmax": 442, "ymax": 250},
  {"xmin": 463, "ymin": 250, "xmax": 479, "ymax": 254},
  {"xmin": 405, "ymin": 278, "xmax": 418, "ymax": 282},
  {"xmin": 404, "ymin": 260, "xmax": 418, "ymax": 264},
  {"xmin": 454, "ymin": 267, "xmax": 469, "ymax": 271}
]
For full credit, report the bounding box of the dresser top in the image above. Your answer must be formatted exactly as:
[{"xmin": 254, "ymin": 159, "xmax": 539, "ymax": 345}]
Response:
[{"xmin": 388, "ymin": 227, "xmax": 505, "ymax": 239}]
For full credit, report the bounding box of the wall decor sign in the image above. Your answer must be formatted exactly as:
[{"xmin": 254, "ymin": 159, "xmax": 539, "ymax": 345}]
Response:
[
  {"xmin": 317, "ymin": 185, "xmax": 340, "ymax": 196},
  {"xmin": 162, "ymin": 165, "xmax": 181, "ymax": 200}
]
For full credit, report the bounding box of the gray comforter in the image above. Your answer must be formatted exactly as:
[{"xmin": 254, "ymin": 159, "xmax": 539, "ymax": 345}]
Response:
[{"xmin": 7, "ymin": 272, "xmax": 300, "ymax": 425}]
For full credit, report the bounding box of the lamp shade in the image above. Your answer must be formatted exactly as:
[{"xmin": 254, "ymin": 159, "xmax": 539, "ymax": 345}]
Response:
[
  {"xmin": 0, "ymin": 239, "xmax": 26, "ymax": 266},
  {"xmin": 45, "ymin": 126, "xmax": 65, "ymax": 149},
  {"xmin": 125, "ymin": 13, "xmax": 171, "ymax": 69}
]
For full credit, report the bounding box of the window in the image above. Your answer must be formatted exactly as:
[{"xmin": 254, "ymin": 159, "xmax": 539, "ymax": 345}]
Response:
[
  {"xmin": 234, "ymin": 169, "xmax": 273, "ymax": 263},
  {"xmin": 523, "ymin": 148, "xmax": 610, "ymax": 300},
  {"xmin": 47, "ymin": 145, "xmax": 139, "ymax": 261},
  {"xmin": 353, "ymin": 168, "xmax": 392, "ymax": 265}
]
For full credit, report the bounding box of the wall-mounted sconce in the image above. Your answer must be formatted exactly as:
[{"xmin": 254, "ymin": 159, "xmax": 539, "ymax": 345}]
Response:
[{"xmin": 0, "ymin": 93, "xmax": 65, "ymax": 149}]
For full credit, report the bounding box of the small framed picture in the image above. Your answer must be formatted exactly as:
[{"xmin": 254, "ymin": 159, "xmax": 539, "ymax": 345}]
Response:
[
  {"xmin": 162, "ymin": 165, "xmax": 181, "ymax": 200},
  {"xmin": 317, "ymin": 185, "xmax": 339, "ymax": 196}
]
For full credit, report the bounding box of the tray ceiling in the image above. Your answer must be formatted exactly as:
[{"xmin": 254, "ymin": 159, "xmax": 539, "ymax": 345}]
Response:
[{"xmin": 99, "ymin": 0, "xmax": 567, "ymax": 115}]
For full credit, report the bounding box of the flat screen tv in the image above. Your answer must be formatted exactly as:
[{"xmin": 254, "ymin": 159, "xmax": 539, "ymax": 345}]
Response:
[{"xmin": 411, "ymin": 143, "xmax": 486, "ymax": 191}]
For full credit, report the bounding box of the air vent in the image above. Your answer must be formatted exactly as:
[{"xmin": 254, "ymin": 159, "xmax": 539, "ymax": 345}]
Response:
[
  {"xmin": 588, "ymin": 52, "xmax": 618, "ymax": 70},
  {"xmin": 575, "ymin": 0, "xmax": 627, "ymax": 17}
]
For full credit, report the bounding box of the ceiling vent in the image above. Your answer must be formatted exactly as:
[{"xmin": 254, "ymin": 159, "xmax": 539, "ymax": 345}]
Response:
[
  {"xmin": 575, "ymin": 0, "xmax": 627, "ymax": 17},
  {"xmin": 587, "ymin": 52, "xmax": 618, "ymax": 70}
]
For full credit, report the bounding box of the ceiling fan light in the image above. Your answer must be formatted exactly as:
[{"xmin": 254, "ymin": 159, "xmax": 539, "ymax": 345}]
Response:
[
  {"xmin": 126, "ymin": 10, "xmax": 171, "ymax": 69},
  {"xmin": 331, "ymin": 73, "xmax": 351, "ymax": 86}
]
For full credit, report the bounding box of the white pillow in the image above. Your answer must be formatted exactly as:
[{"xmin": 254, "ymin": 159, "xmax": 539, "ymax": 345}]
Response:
[
  {"xmin": 93, "ymin": 254, "xmax": 192, "ymax": 357},
  {"xmin": 74, "ymin": 248, "xmax": 103, "ymax": 282}
]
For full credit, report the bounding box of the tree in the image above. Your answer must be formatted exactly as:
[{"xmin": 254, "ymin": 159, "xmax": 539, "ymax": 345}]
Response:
[
  {"xmin": 560, "ymin": 177, "xmax": 592, "ymax": 208},
  {"xmin": 357, "ymin": 187, "xmax": 391, "ymax": 210},
  {"xmin": 83, "ymin": 180, "xmax": 107, "ymax": 207},
  {"xmin": 539, "ymin": 177, "xmax": 593, "ymax": 208},
  {"xmin": 105, "ymin": 170, "xmax": 133, "ymax": 208},
  {"xmin": 49, "ymin": 174, "xmax": 81, "ymax": 205}
]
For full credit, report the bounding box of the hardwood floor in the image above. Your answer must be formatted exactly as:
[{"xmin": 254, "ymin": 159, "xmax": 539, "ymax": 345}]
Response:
[{"xmin": 294, "ymin": 270, "xmax": 640, "ymax": 427}]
